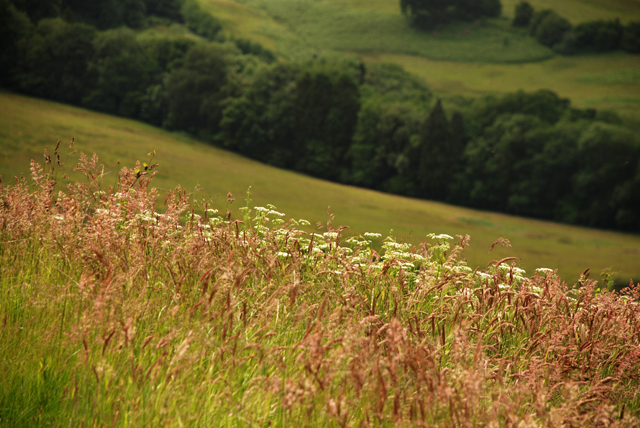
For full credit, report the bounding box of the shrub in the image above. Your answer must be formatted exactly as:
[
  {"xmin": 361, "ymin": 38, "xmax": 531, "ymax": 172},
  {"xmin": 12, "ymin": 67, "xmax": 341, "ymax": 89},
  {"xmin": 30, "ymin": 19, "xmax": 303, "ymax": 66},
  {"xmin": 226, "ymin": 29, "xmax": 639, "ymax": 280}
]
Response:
[
  {"xmin": 181, "ymin": 0, "xmax": 222, "ymax": 41},
  {"xmin": 512, "ymin": 1, "xmax": 534, "ymax": 27},
  {"xmin": 16, "ymin": 18, "xmax": 96, "ymax": 104},
  {"xmin": 400, "ymin": 0, "xmax": 501, "ymax": 29},
  {"xmin": 622, "ymin": 21, "xmax": 640, "ymax": 53},
  {"xmin": 531, "ymin": 10, "xmax": 572, "ymax": 48},
  {"xmin": 571, "ymin": 19, "xmax": 623, "ymax": 52},
  {"xmin": 0, "ymin": 0, "xmax": 32, "ymax": 87}
]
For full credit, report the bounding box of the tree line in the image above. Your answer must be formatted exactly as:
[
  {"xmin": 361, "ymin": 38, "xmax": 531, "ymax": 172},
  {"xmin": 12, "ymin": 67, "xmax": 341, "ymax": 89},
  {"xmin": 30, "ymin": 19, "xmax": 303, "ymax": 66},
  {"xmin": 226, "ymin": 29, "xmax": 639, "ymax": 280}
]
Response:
[
  {"xmin": 1, "ymin": 0, "xmax": 639, "ymax": 232},
  {"xmin": 400, "ymin": 0, "xmax": 502, "ymax": 29},
  {"xmin": 398, "ymin": 0, "xmax": 640, "ymax": 55},
  {"xmin": 513, "ymin": 1, "xmax": 640, "ymax": 54}
]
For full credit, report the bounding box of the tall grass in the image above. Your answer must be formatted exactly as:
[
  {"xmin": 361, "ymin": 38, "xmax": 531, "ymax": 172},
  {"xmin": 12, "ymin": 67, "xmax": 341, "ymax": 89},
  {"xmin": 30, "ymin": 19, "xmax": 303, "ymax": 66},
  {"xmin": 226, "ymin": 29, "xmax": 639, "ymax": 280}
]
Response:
[{"xmin": 1, "ymin": 147, "xmax": 640, "ymax": 426}]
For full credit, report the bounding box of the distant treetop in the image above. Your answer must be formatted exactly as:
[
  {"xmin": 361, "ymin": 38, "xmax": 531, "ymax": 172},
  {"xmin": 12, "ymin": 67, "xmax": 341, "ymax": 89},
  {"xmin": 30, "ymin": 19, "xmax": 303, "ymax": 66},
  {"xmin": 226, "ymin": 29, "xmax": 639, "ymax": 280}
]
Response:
[{"xmin": 400, "ymin": 0, "xmax": 502, "ymax": 29}]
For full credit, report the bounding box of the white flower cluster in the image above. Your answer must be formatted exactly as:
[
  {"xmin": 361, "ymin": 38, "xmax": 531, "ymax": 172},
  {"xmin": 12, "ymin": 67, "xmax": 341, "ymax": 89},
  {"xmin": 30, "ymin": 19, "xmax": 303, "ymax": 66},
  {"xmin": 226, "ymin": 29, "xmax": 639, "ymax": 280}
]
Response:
[
  {"xmin": 363, "ymin": 232, "xmax": 382, "ymax": 239},
  {"xmin": 254, "ymin": 206, "xmax": 285, "ymax": 218},
  {"xmin": 428, "ymin": 233, "xmax": 454, "ymax": 241},
  {"xmin": 497, "ymin": 265, "xmax": 526, "ymax": 275}
]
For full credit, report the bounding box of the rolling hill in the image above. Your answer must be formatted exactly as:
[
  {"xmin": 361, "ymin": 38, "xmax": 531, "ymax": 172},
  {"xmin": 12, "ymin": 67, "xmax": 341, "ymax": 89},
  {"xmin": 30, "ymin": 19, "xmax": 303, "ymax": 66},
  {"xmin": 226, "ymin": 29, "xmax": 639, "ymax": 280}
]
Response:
[
  {"xmin": 198, "ymin": 0, "xmax": 640, "ymax": 126},
  {"xmin": 2, "ymin": 91, "xmax": 639, "ymax": 285}
]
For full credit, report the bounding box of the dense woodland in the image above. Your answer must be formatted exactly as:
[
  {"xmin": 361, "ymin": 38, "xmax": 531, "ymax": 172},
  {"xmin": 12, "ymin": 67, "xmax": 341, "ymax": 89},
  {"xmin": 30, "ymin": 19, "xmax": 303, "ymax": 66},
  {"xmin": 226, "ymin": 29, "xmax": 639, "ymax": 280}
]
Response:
[{"xmin": 1, "ymin": 0, "xmax": 639, "ymax": 232}]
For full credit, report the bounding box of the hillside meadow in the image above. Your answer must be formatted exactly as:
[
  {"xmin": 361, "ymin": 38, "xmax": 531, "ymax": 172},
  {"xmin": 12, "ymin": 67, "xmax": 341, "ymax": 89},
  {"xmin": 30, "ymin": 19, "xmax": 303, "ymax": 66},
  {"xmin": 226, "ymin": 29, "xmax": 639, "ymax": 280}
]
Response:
[
  {"xmin": 1, "ymin": 92, "xmax": 639, "ymax": 286},
  {"xmin": 357, "ymin": 52, "xmax": 640, "ymax": 127},
  {"xmin": 198, "ymin": 0, "xmax": 640, "ymax": 125},
  {"xmin": 2, "ymin": 136, "xmax": 640, "ymax": 426}
]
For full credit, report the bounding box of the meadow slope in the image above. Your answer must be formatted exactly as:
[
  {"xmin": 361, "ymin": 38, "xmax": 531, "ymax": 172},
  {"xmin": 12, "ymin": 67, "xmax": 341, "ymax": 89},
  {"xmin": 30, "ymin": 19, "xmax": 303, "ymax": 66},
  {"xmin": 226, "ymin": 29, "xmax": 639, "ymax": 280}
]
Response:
[
  {"xmin": 199, "ymin": 0, "xmax": 640, "ymax": 125},
  {"xmin": 3, "ymin": 152, "xmax": 639, "ymax": 426},
  {"xmin": 1, "ymin": 91, "xmax": 639, "ymax": 285}
]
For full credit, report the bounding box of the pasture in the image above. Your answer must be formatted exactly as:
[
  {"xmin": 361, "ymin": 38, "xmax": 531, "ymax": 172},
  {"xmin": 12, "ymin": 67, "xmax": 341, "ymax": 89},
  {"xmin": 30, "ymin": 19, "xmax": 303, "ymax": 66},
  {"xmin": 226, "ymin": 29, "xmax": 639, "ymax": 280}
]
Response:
[{"xmin": 198, "ymin": 0, "xmax": 640, "ymax": 125}]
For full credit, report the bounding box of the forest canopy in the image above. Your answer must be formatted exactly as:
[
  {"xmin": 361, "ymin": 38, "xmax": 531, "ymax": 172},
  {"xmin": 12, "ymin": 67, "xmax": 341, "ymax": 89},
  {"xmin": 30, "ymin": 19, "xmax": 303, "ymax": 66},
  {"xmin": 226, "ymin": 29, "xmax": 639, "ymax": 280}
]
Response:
[{"xmin": 400, "ymin": 0, "xmax": 502, "ymax": 29}]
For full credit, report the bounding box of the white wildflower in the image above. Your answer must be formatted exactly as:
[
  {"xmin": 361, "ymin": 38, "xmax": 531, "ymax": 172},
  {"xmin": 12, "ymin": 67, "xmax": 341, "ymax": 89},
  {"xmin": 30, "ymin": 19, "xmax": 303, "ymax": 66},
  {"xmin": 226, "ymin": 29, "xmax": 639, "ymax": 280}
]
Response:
[
  {"xmin": 428, "ymin": 233, "xmax": 454, "ymax": 240},
  {"xmin": 364, "ymin": 232, "xmax": 382, "ymax": 239}
]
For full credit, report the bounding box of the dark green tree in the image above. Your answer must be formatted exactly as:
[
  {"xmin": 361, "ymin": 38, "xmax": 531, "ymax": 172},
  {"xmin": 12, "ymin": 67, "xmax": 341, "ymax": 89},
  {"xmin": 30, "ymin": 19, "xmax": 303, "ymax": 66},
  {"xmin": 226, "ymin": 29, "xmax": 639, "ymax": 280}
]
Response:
[
  {"xmin": 400, "ymin": 0, "xmax": 501, "ymax": 29},
  {"xmin": 138, "ymin": 32, "xmax": 196, "ymax": 72},
  {"xmin": 418, "ymin": 99, "xmax": 455, "ymax": 200},
  {"xmin": 10, "ymin": 0, "xmax": 61, "ymax": 23},
  {"xmin": 16, "ymin": 18, "xmax": 97, "ymax": 104},
  {"xmin": 507, "ymin": 122, "xmax": 580, "ymax": 219},
  {"xmin": 164, "ymin": 43, "xmax": 228, "ymax": 136},
  {"xmin": 530, "ymin": 10, "xmax": 572, "ymax": 48},
  {"xmin": 181, "ymin": 0, "xmax": 222, "ymax": 41},
  {"xmin": 567, "ymin": 19, "xmax": 623, "ymax": 53},
  {"xmin": 571, "ymin": 123, "xmax": 640, "ymax": 229},
  {"xmin": 218, "ymin": 63, "xmax": 298, "ymax": 166},
  {"xmin": 0, "ymin": 0, "xmax": 32, "ymax": 87},
  {"xmin": 466, "ymin": 90, "xmax": 570, "ymax": 137},
  {"xmin": 62, "ymin": 0, "xmax": 147, "ymax": 29},
  {"xmin": 458, "ymin": 114, "xmax": 544, "ymax": 211},
  {"xmin": 512, "ymin": 1, "xmax": 534, "ymax": 27},
  {"xmin": 622, "ymin": 22, "xmax": 640, "ymax": 54},
  {"xmin": 84, "ymin": 28, "xmax": 157, "ymax": 116},
  {"xmin": 144, "ymin": 0, "xmax": 183, "ymax": 21},
  {"xmin": 292, "ymin": 70, "xmax": 360, "ymax": 181},
  {"xmin": 349, "ymin": 102, "xmax": 422, "ymax": 195}
]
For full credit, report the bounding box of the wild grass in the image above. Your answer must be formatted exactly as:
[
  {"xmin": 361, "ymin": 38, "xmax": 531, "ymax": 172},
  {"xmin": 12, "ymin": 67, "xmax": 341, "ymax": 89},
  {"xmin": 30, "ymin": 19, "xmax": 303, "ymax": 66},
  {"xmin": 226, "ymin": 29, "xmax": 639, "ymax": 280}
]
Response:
[
  {"xmin": 2, "ymin": 92, "xmax": 640, "ymax": 286},
  {"xmin": 1, "ymin": 147, "xmax": 640, "ymax": 426}
]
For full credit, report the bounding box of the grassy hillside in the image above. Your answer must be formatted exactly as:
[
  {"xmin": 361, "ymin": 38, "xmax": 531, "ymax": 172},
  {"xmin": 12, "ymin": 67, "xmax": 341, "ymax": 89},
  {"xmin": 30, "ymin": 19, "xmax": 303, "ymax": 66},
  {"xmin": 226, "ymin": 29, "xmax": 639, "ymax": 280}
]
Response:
[
  {"xmin": 3, "ymin": 157, "xmax": 639, "ymax": 426},
  {"xmin": 2, "ymin": 92, "xmax": 639, "ymax": 285},
  {"xmin": 359, "ymin": 52, "xmax": 640, "ymax": 126},
  {"xmin": 200, "ymin": 0, "xmax": 640, "ymax": 124},
  {"xmin": 204, "ymin": 0, "xmax": 553, "ymax": 63}
]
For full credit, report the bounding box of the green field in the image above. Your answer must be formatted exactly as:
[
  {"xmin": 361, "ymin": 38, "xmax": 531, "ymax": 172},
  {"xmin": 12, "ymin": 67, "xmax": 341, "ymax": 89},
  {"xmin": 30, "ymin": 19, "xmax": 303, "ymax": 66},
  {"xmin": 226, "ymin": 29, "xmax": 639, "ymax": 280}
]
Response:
[
  {"xmin": 206, "ymin": 0, "xmax": 553, "ymax": 63},
  {"xmin": 358, "ymin": 52, "xmax": 640, "ymax": 125},
  {"xmin": 502, "ymin": 0, "xmax": 640, "ymax": 23},
  {"xmin": 2, "ymin": 92, "xmax": 639, "ymax": 285},
  {"xmin": 199, "ymin": 0, "xmax": 640, "ymax": 124}
]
